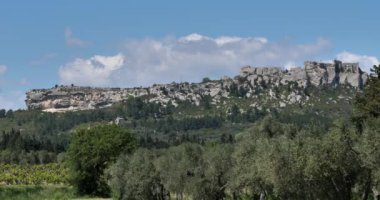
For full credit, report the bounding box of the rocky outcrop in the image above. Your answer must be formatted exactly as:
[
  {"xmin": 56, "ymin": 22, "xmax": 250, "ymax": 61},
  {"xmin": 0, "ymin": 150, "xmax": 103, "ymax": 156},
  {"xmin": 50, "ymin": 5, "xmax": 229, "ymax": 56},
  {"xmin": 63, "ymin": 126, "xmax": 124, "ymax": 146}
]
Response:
[
  {"xmin": 241, "ymin": 60, "xmax": 368, "ymax": 88},
  {"xmin": 304, "ymin": 60, "xmax": 367, "ymax": 87},
  {"xmin": 25, "ymin": 60, "xmax": 368, "ymax": 112}
]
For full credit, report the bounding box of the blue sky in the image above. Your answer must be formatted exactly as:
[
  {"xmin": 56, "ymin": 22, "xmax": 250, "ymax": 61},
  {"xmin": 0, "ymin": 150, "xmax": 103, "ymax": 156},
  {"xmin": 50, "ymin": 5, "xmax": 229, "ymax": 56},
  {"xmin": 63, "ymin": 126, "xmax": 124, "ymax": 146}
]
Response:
[{"xmin": 0, "ymin": 0, "xmax": 379, "ymax": 109}]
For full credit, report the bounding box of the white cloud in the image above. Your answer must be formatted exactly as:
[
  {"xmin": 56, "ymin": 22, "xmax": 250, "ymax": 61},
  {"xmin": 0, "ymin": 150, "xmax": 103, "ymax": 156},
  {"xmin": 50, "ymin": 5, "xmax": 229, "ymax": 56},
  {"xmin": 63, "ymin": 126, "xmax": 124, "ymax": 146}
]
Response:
[
  {"xmin": 65, "ymin": 27, "xmax": 89, "ymax": 47},
  {"xmin": 59, "ymin": 33, "xmax": 331, "ymax": 87},
  {"xmin": 336, "ymin": 51, "xmax": 379, "ymax": 73},
  {"xmin": 214, "ymin": 36, "xmax": 243, "ymax": 46},
  {"xmin": 179, "ymin": 33, "xmax": 209, "ymax": 42},
  {"xmin": 59, "ymin": 53, "xmax": 125, "ymax": 86},
  {"xmin": 0, "ymin": 65, "xmax": 7, "ymax": 75}
]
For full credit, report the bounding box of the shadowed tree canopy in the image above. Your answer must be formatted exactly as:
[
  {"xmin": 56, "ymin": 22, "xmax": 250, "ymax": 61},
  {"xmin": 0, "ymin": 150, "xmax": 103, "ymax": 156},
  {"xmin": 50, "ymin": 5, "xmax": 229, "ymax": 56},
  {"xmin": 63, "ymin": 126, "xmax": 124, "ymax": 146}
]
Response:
[{"xmin": 353, "ymin": 65, "xmax": 380, "ymax": 131}]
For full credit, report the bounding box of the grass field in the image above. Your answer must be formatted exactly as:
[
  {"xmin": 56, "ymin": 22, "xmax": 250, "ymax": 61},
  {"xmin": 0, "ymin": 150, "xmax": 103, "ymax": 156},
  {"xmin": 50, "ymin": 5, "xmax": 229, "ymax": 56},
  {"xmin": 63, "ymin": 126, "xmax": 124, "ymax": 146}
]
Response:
[{"xmin": 0, "ymin": 185, "xmax": 111, "ymax": 200}]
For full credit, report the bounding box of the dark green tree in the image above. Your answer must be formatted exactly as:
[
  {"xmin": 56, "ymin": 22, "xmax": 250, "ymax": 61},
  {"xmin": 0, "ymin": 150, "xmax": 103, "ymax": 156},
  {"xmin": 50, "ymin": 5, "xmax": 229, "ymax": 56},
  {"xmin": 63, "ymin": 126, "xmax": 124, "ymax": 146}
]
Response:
[
  {"xmin": 229, "ymin": 104, "xmax": 240, "ymax": 122},
  {"xmin": 0, "ymin": 109, "xmax": 6, "ymax": 118},
  {"xmin": 5, "ymin": 109, "xmax": 13, "ymax": 118},
  {"xmin": 353, "ymin": 65, "xmax": 380, "ymax": 199},
  {"xmin": 66, "ymin": 124, "xmax": 136, "ymax": 197},
  {"xmin": 201, "ymin": 95, "xmax": 212, "ymax": 110},
  {"xmin": 353, "ymin": 65, "xmax": 380, "ymax": 131},
  {"xmin": 202, "ymin": 77, "xmax": 211, "ymax": 83}
]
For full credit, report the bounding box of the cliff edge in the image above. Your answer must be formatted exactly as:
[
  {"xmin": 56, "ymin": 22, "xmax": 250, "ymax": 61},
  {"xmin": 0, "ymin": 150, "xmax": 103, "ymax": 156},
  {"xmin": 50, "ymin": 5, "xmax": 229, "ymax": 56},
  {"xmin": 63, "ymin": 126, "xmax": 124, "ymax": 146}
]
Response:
[{"xmin": 25, "ymin": 60, "xmax": 368, "ymax": 112}]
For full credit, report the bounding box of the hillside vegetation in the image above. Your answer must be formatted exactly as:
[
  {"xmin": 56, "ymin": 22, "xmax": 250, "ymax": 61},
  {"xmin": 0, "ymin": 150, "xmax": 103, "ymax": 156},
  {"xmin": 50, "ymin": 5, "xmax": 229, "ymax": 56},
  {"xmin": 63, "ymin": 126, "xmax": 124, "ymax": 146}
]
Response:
[{"xmin": 0, "ymin": 65, "xmax": 379, "ymax": 199}]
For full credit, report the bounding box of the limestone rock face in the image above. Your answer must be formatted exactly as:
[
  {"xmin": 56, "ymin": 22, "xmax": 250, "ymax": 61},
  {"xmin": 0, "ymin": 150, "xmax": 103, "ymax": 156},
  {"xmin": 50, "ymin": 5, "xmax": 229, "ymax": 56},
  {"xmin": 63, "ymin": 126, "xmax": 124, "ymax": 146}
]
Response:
[
  {"xmin": 25, "ymin": 60, "xmax": 368, "ymax": 112},
  {"xmin": 305, "ymin": 61, "xmax": 330, "ymax": 86},
  {"xmin": 303, "ymin": 60, "xmax": 366, "ymax": 87},
  {"xmin": 281, "ymin": 68, "xmax": 307, "ymax": 87}
]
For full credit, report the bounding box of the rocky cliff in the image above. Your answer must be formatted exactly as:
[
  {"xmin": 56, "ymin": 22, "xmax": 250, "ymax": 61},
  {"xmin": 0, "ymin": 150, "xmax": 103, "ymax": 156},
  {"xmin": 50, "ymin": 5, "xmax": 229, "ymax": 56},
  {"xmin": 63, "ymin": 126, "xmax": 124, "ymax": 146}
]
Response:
[{"xmin": 25, "ymin": 60, "xmax": 368, "ymax": 112}]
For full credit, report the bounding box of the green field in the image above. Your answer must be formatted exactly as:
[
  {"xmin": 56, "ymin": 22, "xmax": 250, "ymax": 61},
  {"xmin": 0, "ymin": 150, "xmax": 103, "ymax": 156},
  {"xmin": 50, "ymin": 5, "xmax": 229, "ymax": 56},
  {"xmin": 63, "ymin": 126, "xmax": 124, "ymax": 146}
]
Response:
[
  {"xmin": 0, "ymin": 185, "xmax": 74, "ymax": 200},
  {"xmin": 0, "ymin": 164, "xmax": 67, "ymax": 185},
  {"xmin": 0, "ymin": 185, "xmax": 112, "ymax": 200},
  {"xmin": 0, "ymin": 164, "xmax": 112, "ymax": 199}
]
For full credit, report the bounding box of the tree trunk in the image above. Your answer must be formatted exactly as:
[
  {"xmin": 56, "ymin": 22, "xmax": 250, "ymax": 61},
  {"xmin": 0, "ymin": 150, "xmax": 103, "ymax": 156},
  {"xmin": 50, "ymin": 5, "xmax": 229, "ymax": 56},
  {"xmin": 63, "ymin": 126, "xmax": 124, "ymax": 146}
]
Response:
[
  {"xmin": 259, "ymin": 192, "xmax": 266, "ymax": 200},
  {"xmin": 361, "ymin": 178, "xmax": 371, "ymax": 200},
  {"xmin": 232, "ymin": 191, "xmax": 238, "ymax": 200},
  {"xmin": 373, "ymin": 188, "xmax": 379, "ymax": 200}
]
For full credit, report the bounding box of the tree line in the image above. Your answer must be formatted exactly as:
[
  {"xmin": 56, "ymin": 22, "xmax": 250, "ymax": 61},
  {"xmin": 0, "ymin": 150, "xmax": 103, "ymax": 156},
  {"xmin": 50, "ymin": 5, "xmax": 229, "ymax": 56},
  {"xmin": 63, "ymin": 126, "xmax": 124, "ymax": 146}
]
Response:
[{"xmin": 108, "ymin": 116, "xmax": 379, "ymax": 200}]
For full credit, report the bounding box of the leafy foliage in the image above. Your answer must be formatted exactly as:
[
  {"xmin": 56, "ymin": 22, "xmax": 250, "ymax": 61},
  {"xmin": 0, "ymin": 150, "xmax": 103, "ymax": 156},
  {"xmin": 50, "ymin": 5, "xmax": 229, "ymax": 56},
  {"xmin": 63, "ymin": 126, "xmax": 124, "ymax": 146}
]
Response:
[
  {"xmin": 353, "ymin": 65, "xmax": 380, "ymax": 131},
  {"xmin": 353, "ymin": 65, "xmax": 380, "ymax": 199},
  {"xmin": 108, "ymin": 149, "xmax": 166, "ymax": 200},
  {"xmin": 66, "ymin": 124, "xmax": 136, "ymax": 197}
]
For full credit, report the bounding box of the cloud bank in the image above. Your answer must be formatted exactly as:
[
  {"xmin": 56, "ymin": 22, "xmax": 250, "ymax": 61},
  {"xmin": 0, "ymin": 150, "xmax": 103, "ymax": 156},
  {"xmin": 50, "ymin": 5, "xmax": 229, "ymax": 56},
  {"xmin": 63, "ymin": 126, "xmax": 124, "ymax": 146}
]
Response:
[
  {"xmin": 60, "ymin": 33, "xmax": 332, "ymax": 87},
  {"xmin": 59, "ymin": 53, "xmax": 125, "ymax": 86}
]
